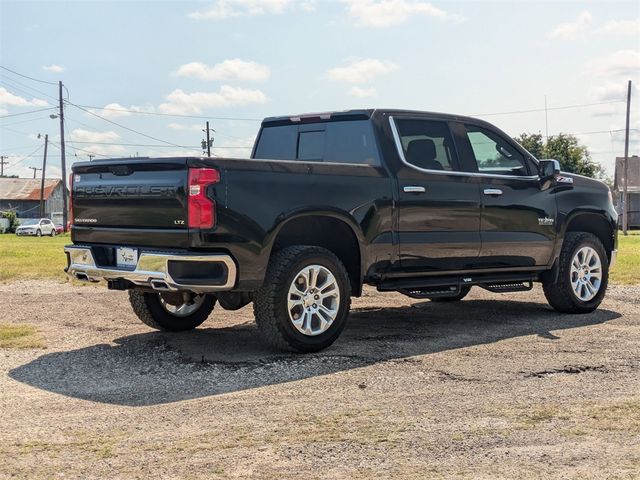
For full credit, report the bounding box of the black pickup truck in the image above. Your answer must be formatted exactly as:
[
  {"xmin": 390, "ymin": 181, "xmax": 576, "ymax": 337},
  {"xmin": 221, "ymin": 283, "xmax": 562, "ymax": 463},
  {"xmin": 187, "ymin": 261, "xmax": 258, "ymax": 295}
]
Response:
[{"xmin": 65, "ymin": 109, "xmax": 618, "ymax": 352}]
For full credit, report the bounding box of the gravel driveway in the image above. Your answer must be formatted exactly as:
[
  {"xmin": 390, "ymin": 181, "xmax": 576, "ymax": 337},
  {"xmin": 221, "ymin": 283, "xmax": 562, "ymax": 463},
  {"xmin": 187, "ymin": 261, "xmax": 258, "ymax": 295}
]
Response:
[{"xmin": 1, "ymin": 281, "xmax": 639, "ymax": 479}]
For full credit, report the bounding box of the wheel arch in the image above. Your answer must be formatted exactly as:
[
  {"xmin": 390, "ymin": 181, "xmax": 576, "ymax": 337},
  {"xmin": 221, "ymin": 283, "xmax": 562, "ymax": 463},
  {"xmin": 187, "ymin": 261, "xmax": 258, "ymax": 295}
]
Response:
[
  {"xmin": 268, "ymin": 212, "xmax": 365, "ymax": 296},
  {"xmin": 562, "ymin": 211, "xmax": 616, "ymax": 260}
]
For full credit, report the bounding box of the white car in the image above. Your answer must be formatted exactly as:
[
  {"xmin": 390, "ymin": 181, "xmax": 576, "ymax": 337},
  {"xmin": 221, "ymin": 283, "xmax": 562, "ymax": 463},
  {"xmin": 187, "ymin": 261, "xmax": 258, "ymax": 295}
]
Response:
[{"xmin": 15, "ymin": 218, "xmax": 57, "ymax": 237}]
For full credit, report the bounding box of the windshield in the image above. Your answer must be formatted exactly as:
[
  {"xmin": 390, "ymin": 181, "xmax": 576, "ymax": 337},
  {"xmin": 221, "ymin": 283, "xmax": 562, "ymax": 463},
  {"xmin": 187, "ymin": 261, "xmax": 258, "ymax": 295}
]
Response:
[{"xmin": 21, "ymin": 219, "xmax": 39, "ymax": 226}]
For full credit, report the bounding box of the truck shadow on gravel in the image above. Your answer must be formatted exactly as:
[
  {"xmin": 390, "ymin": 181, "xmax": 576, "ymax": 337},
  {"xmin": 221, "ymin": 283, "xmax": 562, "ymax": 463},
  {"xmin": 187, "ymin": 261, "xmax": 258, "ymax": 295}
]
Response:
[{"xmin": 10, "ymin": 299, "xmax": 621, "ymax": 406}]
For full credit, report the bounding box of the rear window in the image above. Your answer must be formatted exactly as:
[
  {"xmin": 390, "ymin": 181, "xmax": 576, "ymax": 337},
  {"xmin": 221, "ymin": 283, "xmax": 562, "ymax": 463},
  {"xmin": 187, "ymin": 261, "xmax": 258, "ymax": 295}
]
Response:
[{"xmin": 254, "ymin": 120, "xmax": 380, "ymax": 166}]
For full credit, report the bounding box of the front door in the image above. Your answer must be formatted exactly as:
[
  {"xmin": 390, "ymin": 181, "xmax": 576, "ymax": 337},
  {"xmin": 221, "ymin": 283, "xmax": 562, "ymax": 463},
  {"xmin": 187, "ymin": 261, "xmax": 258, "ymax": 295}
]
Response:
[
  {"xmin": 391, "ymin": 117, "xmax": 482, "ymax": 273},
  {"xmin": 455, "ymin": 122, "xmax": 557, "ymax": 268}
]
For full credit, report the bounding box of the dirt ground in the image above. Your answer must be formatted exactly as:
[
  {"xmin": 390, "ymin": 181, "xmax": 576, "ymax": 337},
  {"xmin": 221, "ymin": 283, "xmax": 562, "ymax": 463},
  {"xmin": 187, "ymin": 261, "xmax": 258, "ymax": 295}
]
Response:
[{"xmin": 0, "ymin": 281, "xmax": 638, "ymax": 480}]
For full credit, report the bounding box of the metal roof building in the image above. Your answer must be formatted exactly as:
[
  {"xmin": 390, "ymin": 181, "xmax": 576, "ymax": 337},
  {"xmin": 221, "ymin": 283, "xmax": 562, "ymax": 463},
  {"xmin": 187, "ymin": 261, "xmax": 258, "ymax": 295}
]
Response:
[{"xmin": 0, "ymin": 178, "xmax": 64, "ymax": 221}]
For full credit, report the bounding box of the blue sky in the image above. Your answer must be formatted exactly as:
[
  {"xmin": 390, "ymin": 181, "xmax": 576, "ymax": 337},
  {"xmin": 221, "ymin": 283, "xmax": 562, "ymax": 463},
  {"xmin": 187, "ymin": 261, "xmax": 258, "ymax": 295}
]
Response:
[{"xmin": 1, "ymin": 0, "xmax": 638, "ymax": 179}]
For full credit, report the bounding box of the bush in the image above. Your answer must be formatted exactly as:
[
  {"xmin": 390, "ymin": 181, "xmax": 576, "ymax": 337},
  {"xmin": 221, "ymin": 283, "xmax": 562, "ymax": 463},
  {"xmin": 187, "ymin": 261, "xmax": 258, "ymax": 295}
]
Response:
[{"xmin": 1, "ymin": 211, "xmax": 19, "ymax": 233}]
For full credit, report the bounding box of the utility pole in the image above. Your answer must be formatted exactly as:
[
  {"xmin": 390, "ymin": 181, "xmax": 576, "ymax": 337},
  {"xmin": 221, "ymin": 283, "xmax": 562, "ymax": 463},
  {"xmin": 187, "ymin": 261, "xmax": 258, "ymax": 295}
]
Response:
[
  {"xmin": 28, "ymin": 166, "xmax": 42, "ymax": 179},
  {"xmin": 58, "ymin": 81, "xmax": 68, "ymax": 232},
  {"xmin": 202, "ymin": 121, "xmax": 214, "ymax": 157},
  {"xmin": 622, "ymin": 80, "xmax": 632, "ymax": 236},
  {"xmin": 0, "ymin": 156, "xmax": 8, "ymax": 176},
  {"xmin": 544, "ymin": 95, "xmax": 549, "ymax": 144},
  {"xmin": 39, "ymin": 134, "xmax": 48, "ymax": 217}
]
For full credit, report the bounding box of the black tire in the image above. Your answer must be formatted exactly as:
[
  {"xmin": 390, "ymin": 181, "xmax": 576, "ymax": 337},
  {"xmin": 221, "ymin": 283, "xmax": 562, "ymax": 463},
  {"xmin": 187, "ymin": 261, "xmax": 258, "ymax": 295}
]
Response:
[
  {"xmin": 36, "ymin": 229, "xmax": 41, "ymax": 237},
  {"xmin": 253, "ymin": 246, "xmax": 352, "ymax": 353},
  {"xmin": 50, "ymin": 228, "xmax": 56, "ymax": 237},
  {"xmin": 128, "ymin": 290, "xmax": 215, "ymax": 331},
  {"xmin": 542, "ymin": 232, "xmax": 609, "ymax": 314},
  {"xmin": 431, "ymin": 285, "xmax": 471, "ymax": 302}
]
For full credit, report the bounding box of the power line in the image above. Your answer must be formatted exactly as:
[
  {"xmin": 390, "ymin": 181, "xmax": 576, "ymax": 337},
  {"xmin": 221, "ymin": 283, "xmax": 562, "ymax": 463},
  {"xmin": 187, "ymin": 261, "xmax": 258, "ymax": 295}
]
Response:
[
  {"xmin": 0, "ymin": 76, "xmax": 58, "ymax": 103},
  {"xmin": 0, "ymin": 115, "xmax": 52, "ymax": 128},
  {"xmin": 72, "ymin": 103, "xmax": 263, "ymax": 122},
  {"xmin": 49, "ymin": 138, "xmax": 112, "ymax": 159},
  {"xmin": 0, "ymin": 65, "xmax": 58, "ymax": 85},
  {"xmin": 5, "ymin": 144, "xmax": 44, "ymax": 171},
  {"xmin": 65, "ymin": 101, "xmax": 199, "ymax": 150},
  {"xmin": 0, "ymin": 107, "xmax": 57, "ymax": 119},
  {"xmin": 472, "ymin": 99, "xmax": 626, "ymax": 117}
]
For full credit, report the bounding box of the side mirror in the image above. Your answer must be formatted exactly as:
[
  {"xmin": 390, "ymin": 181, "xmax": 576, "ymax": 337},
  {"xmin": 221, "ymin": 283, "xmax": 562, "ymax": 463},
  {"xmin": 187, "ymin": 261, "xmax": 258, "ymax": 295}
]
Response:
[{"xmin": 538, "ymin": 159, "xmax": 560, "ymax": 179}]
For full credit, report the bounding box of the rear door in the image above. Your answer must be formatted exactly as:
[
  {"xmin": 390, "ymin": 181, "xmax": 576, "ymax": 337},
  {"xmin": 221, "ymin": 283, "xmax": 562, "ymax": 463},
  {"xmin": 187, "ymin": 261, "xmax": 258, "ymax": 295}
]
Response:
[
  {"xmin": 390, "ymin": 116, "xmax": 482, "ymax": 272},
  {"xmin": 453, "ymin": 122, "xmax": 557, "ymax": 267}
]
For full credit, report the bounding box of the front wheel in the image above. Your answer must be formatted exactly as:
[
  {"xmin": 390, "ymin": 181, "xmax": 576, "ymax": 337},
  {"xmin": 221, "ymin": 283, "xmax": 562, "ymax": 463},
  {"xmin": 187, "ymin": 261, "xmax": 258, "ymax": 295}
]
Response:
[
  {"xmin": 254, "ymin": 246, "xmax": 352, "ymax": 353},
  {"xmin": 129, "ymin": 290, "xmax": 215, "ymax": 331},
  {"xmin": 50, "ymin": 228, "xmax": 56, "ymax": 237},
  {"xmin": 36, "ymin": 229, "xmax": 42, "ymax": 237},
  {"xmin": 543, "ymin": 232, "xmax": 609, "ymax": 314}
]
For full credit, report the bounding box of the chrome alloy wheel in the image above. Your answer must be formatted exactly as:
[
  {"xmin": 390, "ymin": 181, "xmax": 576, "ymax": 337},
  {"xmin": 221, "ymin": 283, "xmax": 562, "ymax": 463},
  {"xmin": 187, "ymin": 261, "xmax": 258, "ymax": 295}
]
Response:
[
  {"xmin": 570, "ymin": 246, "xmax": 602, "ymax": 302},
  {"xmin": 159, "ymin": 292, "xmax": 206, "ymax": 317},
  {"xmin": 287, "ymin": 264, "xmax": 340, "ymax": 336}
]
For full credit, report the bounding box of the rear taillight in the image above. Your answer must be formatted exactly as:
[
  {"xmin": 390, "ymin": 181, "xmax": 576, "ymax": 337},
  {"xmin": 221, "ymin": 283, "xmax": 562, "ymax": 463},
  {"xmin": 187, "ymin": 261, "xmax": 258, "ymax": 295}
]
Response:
[
  {"xmin": 188, "ymin": 167, "xmax": 220, "ymax": 229},
  {"xmin": 68, "ymin": 173, "xmax": 74, "ymax": 232}
]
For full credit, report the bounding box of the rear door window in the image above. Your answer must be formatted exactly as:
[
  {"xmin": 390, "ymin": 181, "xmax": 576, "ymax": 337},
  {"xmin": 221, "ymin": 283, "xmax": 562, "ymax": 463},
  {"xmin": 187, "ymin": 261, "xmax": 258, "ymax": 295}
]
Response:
[{"xmin": 394, "ymin": 119, "xmax": 459, "ymax": 171}]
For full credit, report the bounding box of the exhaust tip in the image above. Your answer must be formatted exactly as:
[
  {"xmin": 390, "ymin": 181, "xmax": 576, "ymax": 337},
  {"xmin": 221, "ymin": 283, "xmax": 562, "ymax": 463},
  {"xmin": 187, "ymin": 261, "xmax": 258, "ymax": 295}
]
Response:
[
  {"xmin": 150, "ymin": 280, "xmax": 171, "ymax": 291},
  {"xmin": 75, "ymin": 273, "xmax": 89, "ymax": 282}
]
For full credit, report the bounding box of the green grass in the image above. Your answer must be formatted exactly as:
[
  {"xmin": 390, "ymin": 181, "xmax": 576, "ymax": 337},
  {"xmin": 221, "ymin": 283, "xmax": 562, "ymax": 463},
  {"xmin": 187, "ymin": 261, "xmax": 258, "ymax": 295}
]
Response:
[
  {"xmin": 0, "ymin": 324, "xmax": 46, "ymax": 349},
  {"xmin": 610, "ymin": 231, "xmax": 640, "ymax": 285},
  {"xmin": 0, "ymin": 234, "xmax": 70, "ymax": 282},
  {"xmin": 0, "ymin": 231, "xmax": 638, "ymax": 284}
]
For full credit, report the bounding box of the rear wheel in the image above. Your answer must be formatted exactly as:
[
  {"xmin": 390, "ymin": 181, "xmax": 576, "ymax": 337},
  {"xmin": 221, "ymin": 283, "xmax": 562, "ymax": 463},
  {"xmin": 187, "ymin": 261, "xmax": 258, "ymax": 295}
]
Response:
[
  {"xmin": 50, "ymin": 228, "xmax": 56, "ymax": 237},
  {"xmin": 543, "ymin": 232, "xmax": 609, "ymax": 313},
  {"xmin": 129, "ymin": 290, "xmax": 215, "ymax": 331},
  {"xmin": 254, "ymin": 246, "xmax": 351, "ymax": 352},
  {"xmin": 431, "ymin": 285, "xmax": 471, "ymax": 302}
]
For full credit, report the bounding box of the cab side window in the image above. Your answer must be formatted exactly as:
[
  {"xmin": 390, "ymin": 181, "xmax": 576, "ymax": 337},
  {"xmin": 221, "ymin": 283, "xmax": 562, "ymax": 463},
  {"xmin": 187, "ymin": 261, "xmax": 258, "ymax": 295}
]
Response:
[
  {"xmin": 464, "ymin": 125, "xmax": 529, "ymax": 176},
  {"xmin": 395, "ymin": 119, "xmax": 459, "ymax": 171}
]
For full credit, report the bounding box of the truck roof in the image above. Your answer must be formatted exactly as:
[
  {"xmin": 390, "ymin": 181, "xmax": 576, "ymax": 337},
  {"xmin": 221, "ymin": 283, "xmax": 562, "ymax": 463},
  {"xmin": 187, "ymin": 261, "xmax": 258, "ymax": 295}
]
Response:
[{"xmin": 261, "ymin": 108, "xmax": 483, "ymax": 126}]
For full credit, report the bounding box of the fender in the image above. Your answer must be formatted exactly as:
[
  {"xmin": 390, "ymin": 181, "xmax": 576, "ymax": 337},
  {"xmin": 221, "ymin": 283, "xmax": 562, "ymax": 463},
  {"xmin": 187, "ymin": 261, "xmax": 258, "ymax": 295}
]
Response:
[
  {"xmin": 551, "ymin": 208, "xmax": 617, "ymax": 265},
  {"xmin": 264, "ymin": 206, "xmax": 368, "ymax": 278}
]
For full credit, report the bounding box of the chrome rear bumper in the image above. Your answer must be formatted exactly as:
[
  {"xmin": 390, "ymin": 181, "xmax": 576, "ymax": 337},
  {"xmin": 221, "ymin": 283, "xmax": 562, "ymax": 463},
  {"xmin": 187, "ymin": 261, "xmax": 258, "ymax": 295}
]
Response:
[{"xmin": 64, "ymin": 245, "xmax": 236, "ymax": 293}]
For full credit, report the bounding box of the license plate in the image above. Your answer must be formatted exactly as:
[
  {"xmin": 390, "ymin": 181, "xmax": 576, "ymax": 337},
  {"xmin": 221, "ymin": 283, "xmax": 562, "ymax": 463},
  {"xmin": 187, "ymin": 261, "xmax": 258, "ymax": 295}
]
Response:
[{"xmin": 116, "ymin": 247, "xmax": 138, "ymax": 268}]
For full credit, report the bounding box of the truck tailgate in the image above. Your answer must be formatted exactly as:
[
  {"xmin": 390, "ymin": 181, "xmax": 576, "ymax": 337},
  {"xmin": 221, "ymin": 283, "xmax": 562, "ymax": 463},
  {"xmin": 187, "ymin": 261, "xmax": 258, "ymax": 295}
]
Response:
[{"xmin": 71, "ymin": 159, "xmax": 189, "ymax": 245}]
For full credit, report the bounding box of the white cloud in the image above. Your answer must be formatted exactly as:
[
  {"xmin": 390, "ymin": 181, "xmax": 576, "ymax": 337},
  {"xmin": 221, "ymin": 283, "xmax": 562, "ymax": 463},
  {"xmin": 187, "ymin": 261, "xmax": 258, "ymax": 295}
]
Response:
[
  {"xmin": 213, "ymin": 135, "xmax": 256, "ymax": 158},
  {"xmin": 188, "ymin": 0, "xmax": 293, "ymax": 20},
  {"xmin": 70, "ymin": 129, "xmax": 120, "ymax": 143},
  {"xmin": 87, "ymin": 103, "xmax": 155, "ymax": 120},
  {"xmin": 174, "ymin": 59, "xmax": 270, "ymax": 82},
  {"xmin": 592, "ymin": 82, "xmax": 638, "ymax": 102},
  {"xmin": 598, "ymin": 19, "xmax": 640, "ymax": 36},
  {"xmin": 546, "ymin": 11, "xmax": 593, "ymax": 39},
  {"xmin": 158, "ymin": 86, "xmax": 268, "ymax": 115},
  {"xmin": 0, "ymin": 108, "xmax": 7, "ymax": 116},
  {"xmin": 42, "ymin": 64, "xmax": 65, "ymax": 73},
  {"xmin": 341, "ymin": 0, "xmax": 458, "ymax": 28},
  {"xmin": 0, "ymin": 87, "xmax": 49, "ymax": 107},
  {"xmin": 327, "ymin": 58, "xmax": 397, "ymax": 84},
  {"xmin": 349, "ymin": 86, "xmax": 377, "ymax": 98},
  {"xmin": 167, "ymin": 123, "xmax": 204, "ymax": 131},
  {"xmin": 587, "ymin": 49, "xmax": 640, "ymax": 77}
]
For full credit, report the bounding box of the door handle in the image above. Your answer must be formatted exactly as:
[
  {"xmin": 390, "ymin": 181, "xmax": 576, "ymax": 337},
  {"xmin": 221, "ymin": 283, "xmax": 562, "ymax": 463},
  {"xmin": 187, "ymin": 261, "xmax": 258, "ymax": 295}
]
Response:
[
  {"xmin": 483, "ymin": 188, "xmax": 503, "ymax": 196},
  {"xmin": 403, "ymin": 186, "xmax": 426, "ymax": 193}
]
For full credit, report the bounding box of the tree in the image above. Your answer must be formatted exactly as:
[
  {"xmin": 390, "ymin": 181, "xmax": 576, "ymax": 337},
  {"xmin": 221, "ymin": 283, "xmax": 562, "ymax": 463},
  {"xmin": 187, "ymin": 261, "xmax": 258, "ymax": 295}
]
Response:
[
  {"xmin": 513, "ymin": 132, "xmax": 606, "ymax": 179},
  {"xmin": 1, "ymin": 210, "xmax": 19, "ymax": 233}
]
